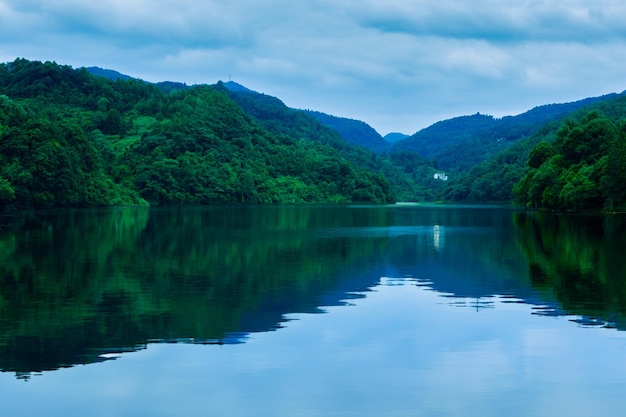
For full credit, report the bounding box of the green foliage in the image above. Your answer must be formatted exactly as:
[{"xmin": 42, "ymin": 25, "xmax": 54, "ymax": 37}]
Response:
[
  {"xmin": 0, "ymin": 59, "xmax": 403, "ymax": 209},
  {"xmin": 219, "ymin": 83, "xmax": 404, "ymax": 202},
  {"xmin": 514, "ymin": 111, "xmax": 626, "ymax": 211},
  {"xmin": 527, "ymin": 141, "xmax": 554, "ymax": 169},
  {"xmin": 394, "ymin": 95, "xmax": 620, "ymax": 173},
  {"xmin": 0, "ymin": 177, "xmax": 15, "ymax": 206},
  {"xmin": 5, "ymin": 58, "xmax": 625, "ymax": 209},
  {"xmin": 442, "ymin": 92, "xmax": 626, "ymax": 205}
]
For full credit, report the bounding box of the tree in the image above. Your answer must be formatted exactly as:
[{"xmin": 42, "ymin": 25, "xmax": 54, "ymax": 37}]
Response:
[
  {"xmin": 0, "ymin": 177, "xmax": 15, "ymax": 208},
  {"xmin": 527, "ymin": 141, "xmax": 553, "ymax": 169},
  {"xmin": 514, "ymin": 111, "xmax": 624, "ymax": 211}
]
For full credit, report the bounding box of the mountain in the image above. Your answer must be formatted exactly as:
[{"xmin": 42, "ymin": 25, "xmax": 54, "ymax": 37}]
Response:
[
  {"xmin": 442, "ymin": 92, "xmax": 626, "ymax": 204},
  {"xmin": 154, "ymin": 81, "xmax": 189, "ymax": 94},
  {"xmin": 223, "ymin": 80, "xmax": 255, "ymax": 93},
  {"xmin": 392, "ymin": 95, "xmax": 622, "ymax": 172},
  {"xmin": 384, "ymin": 132, "xmax": 409, "ymax": 143},
  {"xmin": 78, "ymin": 68, "xmax": 389, "ymax": 164},
  {"xmin": 221, "ymin": 82, "xmax": 390, "ymax": 154},
  {"xmin": 302, "ymin": 110, "xmax": 389, "ymax": 153},
  {"xmin": 3, "ymin": 58, "xmax": 626, "ymax": 209},
  {"xmin": 217, "ymin": 82, "xmax": 422, "ymax": 201},
  {"xmin": 86, "ymin": 66, "xmax": 190, "ymax": 94},
  {"xmin": 0, "ymin": 58, "xmax": 402, "ymax": 210},
  {"xmin": 85, "ymin": 66, "xmax": 135, "ymax": 81}
]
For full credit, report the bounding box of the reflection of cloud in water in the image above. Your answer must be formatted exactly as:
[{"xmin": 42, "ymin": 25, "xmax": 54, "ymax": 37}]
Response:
[{"xmin": 381, "ymin": 276, "xmax": 618, "ymax": 332}]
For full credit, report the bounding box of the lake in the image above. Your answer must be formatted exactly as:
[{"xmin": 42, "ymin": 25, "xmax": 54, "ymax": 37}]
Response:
[{"xmin": 1, "ymin": 204, "xmax": 626, "ymax": 416}]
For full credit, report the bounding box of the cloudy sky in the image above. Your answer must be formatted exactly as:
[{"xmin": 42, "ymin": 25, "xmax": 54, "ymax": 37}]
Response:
[{"xmin": 1, "ymin": 0, "xmax": 626, "ymax": 135}]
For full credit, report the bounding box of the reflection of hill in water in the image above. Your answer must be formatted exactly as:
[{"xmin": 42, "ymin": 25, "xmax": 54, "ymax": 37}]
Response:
[
  {"xmin": 387, "ymin": 210, "xmax": 626, "ymax": 331},
  {"xmin": 1, "ymin": 206, "xmax": 624, "ymax": 378},
  {"xmin": 0, "ymin": 206, "xmax": 393, "ymax": 377},
  {"xmin": 513, "ymin": 212, "xmax": 626, "ymax": 330}
]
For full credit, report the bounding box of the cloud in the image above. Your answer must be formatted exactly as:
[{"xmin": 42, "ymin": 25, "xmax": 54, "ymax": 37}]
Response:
[
  {"xmin": 4, "ymin": 0, "xmax": 255, "ymax": 49},
  {"xmin": 1, "ymin": 0, "xmax": 626, "ymax": 135},
  {"xmin": 353, "ymin": 0, "xmax": 626, "ymax": 43}
]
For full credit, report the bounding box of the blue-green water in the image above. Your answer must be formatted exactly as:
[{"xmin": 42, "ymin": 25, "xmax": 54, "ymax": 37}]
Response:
[{"xmin": 1, "ymin": 205, "xmax": 625, "ymax": 416}]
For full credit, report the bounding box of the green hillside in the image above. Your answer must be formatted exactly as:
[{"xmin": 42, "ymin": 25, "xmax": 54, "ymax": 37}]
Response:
[
  {"xmin": 514, "ymin": 109, "xmax": 626, "ymax": 211},
  {"xmin": 392, "ymin": 96, "xmax": 619, "ymax": 172},
  {"xmin": 2, "ymin": 58, "xmax": 626, "ymax": 212},
  {"xmin": 443, "ymin": 94, "xmax": 626, "ymax": 206},
  {"xmin": 218, "ymin": 83, "xmax": 428, "ymax": 201},
  {"xmin": 302, "ymin": 110, "xmax": 389, "ymax": 153},
  {"xmin": 0, "ymin": 59, "xmax": 403, "ymax": 210}
]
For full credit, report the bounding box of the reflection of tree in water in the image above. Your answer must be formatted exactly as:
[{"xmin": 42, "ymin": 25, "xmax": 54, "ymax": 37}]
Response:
[
  {"xmin": 0, "ymin": 206, "xmax": 390, "ymax": 378},
  {"xmin": 514, "ymin": 211, "xmax": 626, "ymax": 328},
  {"xmin": 0, "ymin": 208, "xmax": 152, "ymax": 378}
]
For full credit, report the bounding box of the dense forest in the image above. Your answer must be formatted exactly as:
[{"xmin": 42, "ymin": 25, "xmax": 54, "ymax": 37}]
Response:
[
  {"xmin": 383, "ymin": 93, "xmax": 625, "ymax": 205},
  {"xmin": 0, "ymin": 59, "xmax": 411, "ymax": 210},
  {"xmin": 2, "ymin": 58, "xmax": 626, "ymax": 212},
  {"xmin": 393, "ymin": 96, "xmax": 618, "ymax": 171},
  {"xmin": 514, "ymin": 111, "xmax": 626, "ymax": 211}
]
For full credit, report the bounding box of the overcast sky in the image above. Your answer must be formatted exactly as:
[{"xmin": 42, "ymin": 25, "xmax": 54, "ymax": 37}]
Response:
[{"xmin": 2, "ymin": 1, "xmax": 626, "ymax": 135}]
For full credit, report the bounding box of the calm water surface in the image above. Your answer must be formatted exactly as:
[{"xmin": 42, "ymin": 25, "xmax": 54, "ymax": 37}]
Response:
[{"xmin": 1, "ymin": 205, "xmax": 626, "ymax": 416}]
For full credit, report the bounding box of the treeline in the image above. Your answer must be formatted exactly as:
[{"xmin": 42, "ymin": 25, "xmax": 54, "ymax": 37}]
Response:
[
  {"xmin": 4, "ymin": 58, "xmax": 626, "ymax": 211},
  {"xmin": 514, "ymin": 111, "xmax": 626, "ymax": 211},
  {"xmin": 393, "ymin": 96, "xmax": 618, "ymax": 173},
  {"xmin": 219, "ymin": 83, "xmax": 432, "ymax": 201},
  {"xmin": 389, "ymin": 93, "xmax": 626, "ymax": 205},
  {"xmin": 441, "ymin": 121, "xmax": 561, "ymax": 203},
  {"xmin": 0, "ymin": 59, "xmax": 413, "ymax": 210},
  {"xmin": 441, "ymin": 94, "xmax": 626, "ymax": 207}
]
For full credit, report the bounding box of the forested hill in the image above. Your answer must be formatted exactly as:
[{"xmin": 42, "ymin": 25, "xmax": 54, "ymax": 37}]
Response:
[
  {"xmin": 392, "ymin": 95, "xmax": 620, "ymax": 172},
  {"xmin": 514, "ymin": 109, "xmax": 626, "ymax": 211},
  {"xmin": 85, "ymin": 67, "xmax": 135, "ymax": 81},
  {"xmin": 3, "ymin": 58, "xmax": 626, "ymax": 211},
  {"xmin": 217, "ymin": 82, "xmax": 428, "ymax": 201},
  {"xmin": 221, "ymin": 81, "xmax": 389, "ymax": 153},
  {"xmin": 441, "ymin": 93, "xmax": 626, "ymax": 205},
  {"xmin": 0, "ymin": 58, "xmax": 408, "ymax": 210},
  {"xmin": 383, "ymin": 132, "xmax": 409, "ymax": 144},
  {"xmin": 301, "ymin": 110, "xmax": 389, "ymax": 153}
]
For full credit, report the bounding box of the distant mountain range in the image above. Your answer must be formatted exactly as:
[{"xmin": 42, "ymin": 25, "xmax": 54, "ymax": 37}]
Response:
[
  {"xmin": 223, "ymin": 81, "xmax": 254, "ymax": 93},
  {"xmin": 85, "ymin": 66, "xmax": 189, "ymax": 93},
  {"xmin": 391, "ymin": 94, "xmax": 623, "ymax": 171},
  {"xmin": 84, "ymin": 67, "xmax": 135, "ymax": 81},
  {"xmin": 85, "ymin": 66, "xmax": 621, "ymax": 168},
  {"xmin": 383, "ymin": 132, "xmax": 409, "ymax": 143},
  {"xmin": 80, "ymin": 63, "xmax": 626, "ymax": 205},
  {"xmin": 85, "ymin": 67, "xmax": 401, "ymax": 153},
  {"xmin": 301, "ymin": 110, "xmax": 389, "ymax": 153}
]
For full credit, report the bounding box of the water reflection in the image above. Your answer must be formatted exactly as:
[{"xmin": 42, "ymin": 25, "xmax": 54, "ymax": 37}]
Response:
[
  {"xmin": 514, "ymin": 211, "xmax": 626, "ymax": 329},
  {"xmin": 0, "ymin": 205, "xmax": 625, "ymax": 380},
  {"xmin": 432, "ymin": 224, "xmax": 443, "ymax": 250}
]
